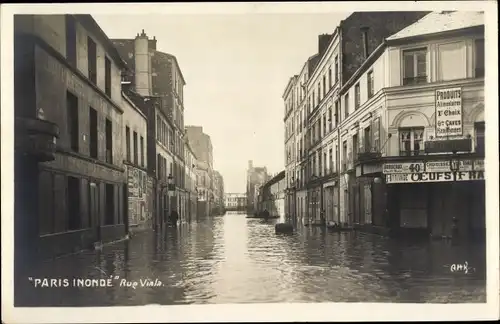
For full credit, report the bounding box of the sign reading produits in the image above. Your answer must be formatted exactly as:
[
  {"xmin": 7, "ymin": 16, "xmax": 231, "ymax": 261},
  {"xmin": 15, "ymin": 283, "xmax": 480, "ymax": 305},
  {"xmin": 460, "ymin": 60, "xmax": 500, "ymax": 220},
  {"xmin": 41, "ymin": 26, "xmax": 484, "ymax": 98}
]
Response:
[{"xmin": 435, "ymin": 88, "xmax": 463, "ymax": 137}]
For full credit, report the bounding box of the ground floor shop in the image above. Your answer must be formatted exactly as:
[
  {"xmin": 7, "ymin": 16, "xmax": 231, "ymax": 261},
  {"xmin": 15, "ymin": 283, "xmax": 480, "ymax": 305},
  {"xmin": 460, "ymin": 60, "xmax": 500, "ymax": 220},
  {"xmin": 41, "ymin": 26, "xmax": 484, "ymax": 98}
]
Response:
[
  {"xmin": 295, "ymin": 190, "xmax": 307, "ymax": 224},
  {"xmin": 306, "ymin": 185, "xmax": 322, "ymax": 224}
]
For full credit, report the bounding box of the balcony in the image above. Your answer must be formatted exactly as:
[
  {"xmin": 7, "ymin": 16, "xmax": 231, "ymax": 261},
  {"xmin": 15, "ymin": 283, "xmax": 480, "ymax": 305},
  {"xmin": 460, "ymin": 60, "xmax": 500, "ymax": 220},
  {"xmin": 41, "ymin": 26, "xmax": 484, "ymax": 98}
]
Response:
[
  {"xmin": 399, "ymin": 150, "xmax": 424, "ymax": 157},
  {"xmin": 357, "ymin": 151, "xmax": 382, "ymax": 162},
  {"xmin": 15, "ymin": 117, "xmax": 59, "ymax": 162},
  {"xmin": 424, "ymin": 138, "xmax": 472, "ymax": 154}
]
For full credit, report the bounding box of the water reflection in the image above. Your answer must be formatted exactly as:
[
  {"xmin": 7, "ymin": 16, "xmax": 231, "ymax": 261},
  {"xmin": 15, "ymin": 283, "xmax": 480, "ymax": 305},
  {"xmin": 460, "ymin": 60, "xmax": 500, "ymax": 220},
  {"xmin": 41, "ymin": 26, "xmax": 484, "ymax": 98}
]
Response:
[{"xmin": 17, "ymin": 212, "xmax": 486, "ymax": 306}]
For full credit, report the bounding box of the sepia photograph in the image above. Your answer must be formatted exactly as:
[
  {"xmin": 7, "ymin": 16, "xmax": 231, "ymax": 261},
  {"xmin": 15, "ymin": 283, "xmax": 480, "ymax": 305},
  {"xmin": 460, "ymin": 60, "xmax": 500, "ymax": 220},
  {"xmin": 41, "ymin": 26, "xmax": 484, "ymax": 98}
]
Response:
[{"xmin": 1, "ymin": 1, "xmax": 498, "ymax": 323}]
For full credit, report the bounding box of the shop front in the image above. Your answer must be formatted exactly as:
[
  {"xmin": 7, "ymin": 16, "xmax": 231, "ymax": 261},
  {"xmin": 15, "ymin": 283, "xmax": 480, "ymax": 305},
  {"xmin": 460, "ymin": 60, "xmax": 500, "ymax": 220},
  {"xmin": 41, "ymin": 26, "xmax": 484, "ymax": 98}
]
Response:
[{"xmin": 383, "ymin": 157, "xmax": 485, "ymax": 240}]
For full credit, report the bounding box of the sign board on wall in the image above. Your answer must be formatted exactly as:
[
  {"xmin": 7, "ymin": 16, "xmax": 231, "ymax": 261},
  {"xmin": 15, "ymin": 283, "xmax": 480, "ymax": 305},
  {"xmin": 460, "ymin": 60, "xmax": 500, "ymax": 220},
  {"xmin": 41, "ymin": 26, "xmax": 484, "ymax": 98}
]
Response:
[
  {"xmin": 435, "ymin": 88, "xmax": 463, "ymax": 137},
  {"xmin": 383, "ymin": 159, "xmax": 484, "ymax": 174},
  {"xmin": 386, "ymin": 170, "xmax": 484, "ymax": 184}
]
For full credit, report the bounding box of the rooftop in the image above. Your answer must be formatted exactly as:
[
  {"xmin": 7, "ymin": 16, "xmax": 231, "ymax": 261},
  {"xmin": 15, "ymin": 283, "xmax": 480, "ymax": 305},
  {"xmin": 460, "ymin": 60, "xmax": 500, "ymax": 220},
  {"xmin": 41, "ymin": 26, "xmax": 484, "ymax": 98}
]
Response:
[{"xmin": 387, "ymin": 11, "xmax": 484, "ymax": 41}]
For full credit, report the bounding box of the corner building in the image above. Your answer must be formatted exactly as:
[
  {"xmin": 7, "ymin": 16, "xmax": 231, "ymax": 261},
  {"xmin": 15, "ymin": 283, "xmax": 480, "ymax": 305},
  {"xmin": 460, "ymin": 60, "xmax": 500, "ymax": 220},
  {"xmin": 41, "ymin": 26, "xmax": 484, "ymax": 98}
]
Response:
[{"xmin": 338, "ymin": 11, "xmax": 485, "ymax": 239}]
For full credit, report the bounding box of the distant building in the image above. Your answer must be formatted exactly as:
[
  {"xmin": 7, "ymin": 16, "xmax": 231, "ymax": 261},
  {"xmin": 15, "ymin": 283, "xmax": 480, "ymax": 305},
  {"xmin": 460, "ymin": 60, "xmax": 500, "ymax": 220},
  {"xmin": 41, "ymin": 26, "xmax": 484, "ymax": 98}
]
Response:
[
  {"xmin": 246, "ymin": 160, "xmax": 271, "ymax": 214},
  {"xmin": 225, "ymin": 193, "xmax": 247, "ymax": 211},
  {"xmin": 185, "ymin": 126, "xmax": 214, "ymax": 218},
  {"xmin": 184, "ymin": 138, "xmax": 198, "ymax": 223},
  {"xmin": 256, "ymin": 171, "xmax": 286, "ymax": 221},
  {"xmin": 213, "ymin": 170, "xmax": 225, "ymax": 215}
]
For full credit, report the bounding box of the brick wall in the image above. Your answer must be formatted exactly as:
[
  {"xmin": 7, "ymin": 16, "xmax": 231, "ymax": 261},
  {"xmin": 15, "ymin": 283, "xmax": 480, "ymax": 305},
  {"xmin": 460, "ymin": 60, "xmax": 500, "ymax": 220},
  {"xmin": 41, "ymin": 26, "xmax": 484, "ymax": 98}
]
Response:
[{"xmin": 341, "ymin": 11, "xmax": 430, "ymax": 84}]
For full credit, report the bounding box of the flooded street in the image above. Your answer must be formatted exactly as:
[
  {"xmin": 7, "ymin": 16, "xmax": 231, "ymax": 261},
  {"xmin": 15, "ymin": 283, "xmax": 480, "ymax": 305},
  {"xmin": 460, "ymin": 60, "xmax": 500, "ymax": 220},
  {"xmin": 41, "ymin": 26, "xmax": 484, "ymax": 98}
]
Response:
[{"xmin": 19, "ymin": 213, "xmax": 486, "ymax": 306}]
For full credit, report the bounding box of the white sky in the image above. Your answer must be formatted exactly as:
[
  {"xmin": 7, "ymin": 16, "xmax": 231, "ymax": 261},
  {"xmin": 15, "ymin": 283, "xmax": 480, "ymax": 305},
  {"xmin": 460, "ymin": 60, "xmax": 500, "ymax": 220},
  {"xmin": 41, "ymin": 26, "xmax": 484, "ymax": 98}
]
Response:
[{"xmin": 94, "ymin": 12, "xmax": 349, "ymax": 193}]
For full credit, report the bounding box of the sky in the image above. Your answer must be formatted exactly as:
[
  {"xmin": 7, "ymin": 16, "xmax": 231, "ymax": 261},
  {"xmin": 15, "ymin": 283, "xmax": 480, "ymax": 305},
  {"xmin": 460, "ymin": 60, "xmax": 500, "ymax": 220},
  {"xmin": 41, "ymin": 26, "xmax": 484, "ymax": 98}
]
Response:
[{"xmin": 94, "ymin": 12, "xmax": 349, "ymax": 193}]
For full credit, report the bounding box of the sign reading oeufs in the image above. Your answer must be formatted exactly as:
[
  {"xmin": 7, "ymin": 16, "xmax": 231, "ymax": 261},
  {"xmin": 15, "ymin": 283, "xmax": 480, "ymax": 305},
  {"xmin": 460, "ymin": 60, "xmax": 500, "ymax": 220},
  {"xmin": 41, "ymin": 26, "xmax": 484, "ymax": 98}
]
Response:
[
  {"xmin": 386, "ymin": 170, "xmax": 484, "ymax": 184},
  {"xmin": 435, "ymin": 88, "xmax": 463, "ymax": 137}
]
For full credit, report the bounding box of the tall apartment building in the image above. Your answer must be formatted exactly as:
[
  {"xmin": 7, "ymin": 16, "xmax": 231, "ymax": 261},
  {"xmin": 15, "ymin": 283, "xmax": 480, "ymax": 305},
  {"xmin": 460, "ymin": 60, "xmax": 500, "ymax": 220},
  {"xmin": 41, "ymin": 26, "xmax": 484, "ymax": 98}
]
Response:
[
  {"xmin": 112, "ymin": 30, "xmax": 188, "ymax": 225},
  {"xmin": 14, "ymin": 15, "xmax": 129, "ymax": 263},
  {"xmin": 185, "ymin": 126, "xmax": 214, "ymax": 218},
  {"xmin": 184, "ymin": 138, "xmax": 198, "ymax": 222},
  {"xmin": 283, "ymin": 11, "xmax": 430, "ymax": 227},
  {"xmin": 338, "ymin": 11, "xmax": 485, "ymax": 239}
]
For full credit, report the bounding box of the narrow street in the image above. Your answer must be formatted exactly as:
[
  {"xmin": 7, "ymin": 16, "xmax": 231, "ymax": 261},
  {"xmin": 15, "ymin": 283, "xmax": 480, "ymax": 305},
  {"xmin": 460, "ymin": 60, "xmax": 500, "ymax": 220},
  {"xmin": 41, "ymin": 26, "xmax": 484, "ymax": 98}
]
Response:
[{"xmin": 19, "ymin": 213, "xmax": 485, "ymax": 306}]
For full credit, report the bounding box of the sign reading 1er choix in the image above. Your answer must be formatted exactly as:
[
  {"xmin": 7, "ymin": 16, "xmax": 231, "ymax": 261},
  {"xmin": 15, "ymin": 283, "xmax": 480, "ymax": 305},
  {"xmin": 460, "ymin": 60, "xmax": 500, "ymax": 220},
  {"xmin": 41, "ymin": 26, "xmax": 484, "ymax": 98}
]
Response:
[
  {"xmin": 383, "ymin": 160, "xmax": 484, "ymax": 184},
  {"xmin": 435, "ymin": 87, "xmax": 463, "ymax": 137}
]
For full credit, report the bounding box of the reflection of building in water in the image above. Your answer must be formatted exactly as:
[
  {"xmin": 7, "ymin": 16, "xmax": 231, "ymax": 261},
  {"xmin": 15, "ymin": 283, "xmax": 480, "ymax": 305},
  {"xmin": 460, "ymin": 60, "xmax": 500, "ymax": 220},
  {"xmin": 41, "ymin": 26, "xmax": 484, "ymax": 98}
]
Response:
[{"xmin": 337, "ymin": 11, "xmax": 485, "ymax": 240}]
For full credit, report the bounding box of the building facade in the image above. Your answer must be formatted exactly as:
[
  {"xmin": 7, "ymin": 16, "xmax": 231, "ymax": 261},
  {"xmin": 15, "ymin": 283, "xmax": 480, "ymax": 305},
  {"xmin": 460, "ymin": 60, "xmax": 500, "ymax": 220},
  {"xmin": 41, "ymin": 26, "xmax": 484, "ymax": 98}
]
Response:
[
  {"xmin": 14, "ymin": 14, "xmax": 129, "ymax": 261},
  {"xmin": 283, "ymin": 75, "xmax": 298, "ymax": 224},
  {"xmin": 283, "ymin": 11, "xmax": 430, "ymax": 228},
  {"xmin": 225, "ymin": 193, "xmax": 247, "ymax": 211},
  {"xmin": 122, "ymin": 91, "xmax": 154, "ymax": 233},
  {"xmin": 246, "ymin": 160, "xmax": 271, "ymax": 214},
  {"xmin": 184, "ymin": 138, "xmax": 198, "ymax": 223},
  {"xmin": 212, "ymin": 170, "xmax": 225, "ymax": 215},
  {"xmin": 339, "ymin": 11, "xmax": 485, "ymax": 239},
  {"xmin": 185, "ymin": 126, "xmax": 215, "ymax": 218},
  {"xmin": 257, "ymin": 171, "xmax": 286, "ymax": 221},
  {"xmin": 112, "ymin": 30, "xmax": 188, "ymax": 225}
]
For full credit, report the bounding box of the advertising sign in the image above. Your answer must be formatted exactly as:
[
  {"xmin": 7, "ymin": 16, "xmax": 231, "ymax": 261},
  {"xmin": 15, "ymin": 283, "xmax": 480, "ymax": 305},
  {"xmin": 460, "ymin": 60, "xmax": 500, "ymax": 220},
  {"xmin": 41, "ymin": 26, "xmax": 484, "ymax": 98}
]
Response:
[
  {"xmin": 383, "ymin": 159, "xmax": 484, "ymax": 174},
  {"xmin": 383, "ymin": 162, "xmax": 425, "ymax": 174},
  {"xmin": 435, "ymin": 88, "xmax": 463, "ymax": 137},
  {"xmin": 386, "ymin": 170, "xmax": 484, "ymax": 184}
]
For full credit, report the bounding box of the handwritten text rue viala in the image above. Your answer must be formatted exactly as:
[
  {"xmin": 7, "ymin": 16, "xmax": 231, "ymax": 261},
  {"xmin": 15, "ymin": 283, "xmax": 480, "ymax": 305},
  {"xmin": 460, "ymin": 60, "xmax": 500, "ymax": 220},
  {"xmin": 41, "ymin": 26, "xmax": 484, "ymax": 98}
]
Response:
[{"xmin": 28, "ymin": 276, "xmax": 164, "ymax": 289}]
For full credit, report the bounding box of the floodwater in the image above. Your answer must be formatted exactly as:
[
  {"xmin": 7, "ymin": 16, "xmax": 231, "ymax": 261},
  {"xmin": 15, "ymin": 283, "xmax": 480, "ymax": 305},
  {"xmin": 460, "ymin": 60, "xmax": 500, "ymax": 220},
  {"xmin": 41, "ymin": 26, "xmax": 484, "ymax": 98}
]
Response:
[{"xmin": 17, "ymin": 212, "xmax": 486, "ymax": 306}]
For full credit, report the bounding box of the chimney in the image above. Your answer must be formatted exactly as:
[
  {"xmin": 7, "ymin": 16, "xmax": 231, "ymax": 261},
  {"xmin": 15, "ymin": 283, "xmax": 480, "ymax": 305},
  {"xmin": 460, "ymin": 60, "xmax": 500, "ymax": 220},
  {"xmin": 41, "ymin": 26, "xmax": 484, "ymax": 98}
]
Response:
[
  {"xmin": 360, "ymin": 26, "xmax": 370, "ymax": 60},
  {"xmin": 318, "ymin": 34, "xmax": 332, "ymax": 55},
  {"xmin": 149, "ymin": 36, "xmax": 157, "ymax": 51}
]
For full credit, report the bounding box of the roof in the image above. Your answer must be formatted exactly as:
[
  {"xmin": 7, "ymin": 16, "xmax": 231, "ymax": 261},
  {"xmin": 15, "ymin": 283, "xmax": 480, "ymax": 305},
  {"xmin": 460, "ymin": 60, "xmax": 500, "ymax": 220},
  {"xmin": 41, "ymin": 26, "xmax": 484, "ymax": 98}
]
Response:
[
  {"xmin": 387, "ymin": 11, "xmax": 484, "ymax": 41},
  {"xmin": 262, "ymin": 170, "xmax": 285, "ymax": 188},
  {"xmin": 153, "ymin": 51, "xmax": 186, "ymax": 85}
]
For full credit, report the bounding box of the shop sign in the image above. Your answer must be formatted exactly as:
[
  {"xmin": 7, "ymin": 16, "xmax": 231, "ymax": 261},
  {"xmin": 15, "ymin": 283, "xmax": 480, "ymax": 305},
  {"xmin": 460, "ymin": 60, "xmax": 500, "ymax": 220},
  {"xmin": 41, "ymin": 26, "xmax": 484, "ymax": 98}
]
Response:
[
  {"xmin": 383, "ymin": 162, "xmax": 424, "ymax": 174},
  {"xmin": 383, "ymin": 159, "xmax": 484, "ymax": 174},
  {"xmin": 385, "ymin": 170, "xmax": 484, "ymax": 184},
  {"xmin": 435, "ymin": 88, "xmax": 463, "ymax": 137}
]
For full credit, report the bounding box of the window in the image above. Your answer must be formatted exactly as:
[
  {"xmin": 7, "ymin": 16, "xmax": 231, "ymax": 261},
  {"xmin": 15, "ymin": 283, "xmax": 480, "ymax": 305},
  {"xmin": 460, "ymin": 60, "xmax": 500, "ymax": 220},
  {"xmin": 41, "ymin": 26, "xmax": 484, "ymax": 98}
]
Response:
[
  {"xmin": 318, "ymin": 150, "xmax": 322, "ymax": 176},
  {"xmin": 322, "ymin": 75, "xmax": 326, "ymax": 97},
  {"xmin": 475, "ymin": 39, "xmax": 485, "ymax": 78},
  {"xmin": 133, "ymin": 131, "xmax": 138, "ymax": 165},
  {"xmin": 67, "ymin": 92, "xmax": 79, "ymax": 152},
  {"xmin": 323, "ymin": 114, "xmax": 327, "ymax": 136},
  {"xmin": 169, "ymin": 130, "xmax": 174, "ymax": 151},
  {"xmin": 317, "ymin": 83, "xmax": 321, "ymax": 103},
  {"xmin": 342, "ymin": 140, "xmax": 347, "ymax": 171},
  {"xmin": 364, "ymin": 126, "xmax": 371, "ymax": 152},
  {"xmin": 89, "ymin": 107, "xmax": 98, "ymax": 159},
  {"xmin": 156, "ymin": 117, "xmax": 161, "ymax": 142},
  {"xmin": 328, "ymin": 67, "xmax": 332, "ymax": 88},
  {"xmin": 140, "ymin": 136, "xmax": 145, "ymax": 167},
  {"xmin": 403, "ymin": 48, "xmax": 427, "ymax": 85},
  {"xmin": 67, "ymin": 176, "xmax": 81, "ymax": 230},
  {"xmin": 323, "ymin": 152, "xmax": 327, "ymax": 175},
  {"xmin": 65, "ymin": 15, "xmax": 76, "ymax": 66},
  {"xmin": 344, "ymin": 93, "xmax": 349, "ymax": 119},
  {"xmin": 125, "ymin": 126, "xmax": 131, "ymax": 161},
  {"xmin": 352, "ymin": 133, "xmax": 358, "ymax": 161},
  {"xmin": 329, "ymin": 148, "xmax": 333, "ymax": 174},
  {"xmin": 105, "ymin": 184, "xmax": 115, "ymax": 225},
  {"xmin": 334, "ymin": 55, "xmax": 339, "ymax": 83},
  {"xmin": 335, "ymin": 100, "xmax": 339, "ymax": 125},
  {"xmin": 367, "ymin": 70, "xmax": 374, "ymax": 99},
  {"xmin": 475, "ymin": 122, "xmax": 485, "ymax": 155},
  {"xmin": 87, "ymin": 36, "xmax": 97, "ymax": 84},
  {"xmin": 354, "ymin": 83, "xmax": 360, "ymax": 110},
  {"xmin": 105, "ymin": 57, "xmax": 111, "ymax": 97},
  {"xmin": 328, "ymin": 107, "xmax": 332, "ymax": 131},
  {"xmin": 105, "ymin": 119, "xmax": 112, "ymax": 164},
  {"xmin": 399, "ymin": 127, "xmax": 424, "ymax": 156}
]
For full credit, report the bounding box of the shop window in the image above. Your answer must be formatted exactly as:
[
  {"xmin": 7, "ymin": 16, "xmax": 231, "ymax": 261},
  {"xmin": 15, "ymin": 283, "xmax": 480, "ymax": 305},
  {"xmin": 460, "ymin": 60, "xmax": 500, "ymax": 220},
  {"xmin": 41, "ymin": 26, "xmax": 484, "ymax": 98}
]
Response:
[
  {"xmin": 475, "ymin": 122, "xmax": 485, "ymax": 155},
  {"xmin": 399, "ymin": 127, "xmax": 424, "ymax": 156},
  {"xmin": 403, "ymin": 48, "xmax": 427, "ymax": 85}
]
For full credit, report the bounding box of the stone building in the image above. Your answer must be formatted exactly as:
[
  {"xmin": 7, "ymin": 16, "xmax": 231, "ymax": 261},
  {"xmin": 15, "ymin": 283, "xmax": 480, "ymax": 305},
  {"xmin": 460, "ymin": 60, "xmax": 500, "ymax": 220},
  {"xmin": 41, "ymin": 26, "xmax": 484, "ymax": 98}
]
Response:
[
  {"xmin": 257, "ymin": 171, "xmax": 286, "ymax": 221},
  {"xmin": 212, "ymin": 170, "xmax": 225, "ymax": 215},
  {"xmin": 121, "ymin": 90, "xmax": 153, "ymax": 233},
  {"xmin": 14, "ymin": 14, "xmax": 129, "ymax": 262},
  {"xmin": 185, "ymin": 126, "xmax": 215, "ymax": 218},
  {"xmin": 184, "ymin": 138, "xmax": 198, "ymax": 222},
  {"xmin": 246, "ymin": 160, "xmax": 271, "ymax": 214},
  {"xmin": 112, "ymin": 30, "xmax": 188, "ymax": 225},
  {"xmin": 225, "ymin": 193, "xmax": 247, "ymax": 211},
  {"xmin": 338, "ymin": 11, "xmax": 485, "ymax": 239},
  {"xmin": 283, "ymin": 11, "xmax": 430, "ymax": 228},
  {"xmin": 283, "ymin": 75, "xmax": 298, "ymax": 224}
]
